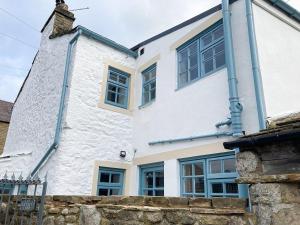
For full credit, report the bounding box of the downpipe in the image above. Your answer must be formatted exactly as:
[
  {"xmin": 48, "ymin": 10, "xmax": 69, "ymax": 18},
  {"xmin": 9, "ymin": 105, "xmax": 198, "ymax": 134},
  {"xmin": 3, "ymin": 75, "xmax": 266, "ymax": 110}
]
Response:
[
  {"xmin": 31, "ymin": 30, "xmax": 81, "ymax": 177},
  {"xmin": 245, "ymin": 0, "xmax": 267, "ymax": 130}
]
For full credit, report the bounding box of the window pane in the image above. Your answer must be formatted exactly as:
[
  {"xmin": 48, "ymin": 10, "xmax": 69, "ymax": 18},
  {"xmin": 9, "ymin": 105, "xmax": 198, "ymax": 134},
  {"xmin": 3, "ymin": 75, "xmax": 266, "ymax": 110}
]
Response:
[
  {"xmin": 99, "ymin": 188, "xmax": 109, "ymax": 196},
  {"xmin": 215, "ymin": 52, "xmax": 225, "ymax": 68},
  {"xmin": 155, "ymin": 171, "xmax": 164, "ymax": 188},
  {"xmin": 179, "ymin": 49, "xmax": 188, "ymax": 62},
  {"xmin": 155, "ymin": 190, "xmax": 164, "ymax": 196},
  {"xmin": 184, "ymin": 164, "xmax": 193, "ymax": 176},
  {"xmin": 100, "ymin": 173, "xmax": 110, "ymax": 183},
  {"xmin": 144, "ymin": 190, "xmax": 153, "ymax": 196},
  {"xmin": 143, "ymin": 73, "xmax": 150, "ymax": 82},
  {"xmin": 110, "ymin": 189, "xmax": 120, "ymax": 195},
  {"xmin": 190, "ymin": 67, "xmax": 198, "ymax": 81},
  {"xmin": 111, "ymin": 174, "xmax": 120, "ymax": 183},
  {"xmin": 118, "ymin": 87, "xmax": 126, "ymax": 95},
  {"xmin": 150, "ymin": 89, "xmax": 156, "ymax": 101},
  {"xmin": 203, "ymin": 48, "xmax": 213, "ymax": 60},
  {"xmin": 224, "ymin": 158, "xmax": 236, "ymax": 173},
  {"xmin": 184, "ymin": 178, "xmax": 193, "ymax": 193},
  {"xmin": 212, "ymin": 183, "xmax": 223, "ymax": 193},
  {"xmin": 188, "ymin": 42, "xmax": 198, "ymax": 54},
  {"xmin": 202, "ymin": 33, "xmax": 212, "ymax": 46},
  {"xmin": 226, "ymin": 183, "xmax": 239, "ymax": 194},
  {"xmin": 109, "ymin": 73, "xmax": 118, "ymax": 82},
  {"xmin": 190, "ymin": 54, "xmax": 198, "ymax": 68},
  {"xmin": 143, "ymin": 91, "xmax": 150, "ymax": 104},
  {"xmin": 194, "ymin": 163, "xmax": 204, "ymax": 175},
  {"xmin": 215, "ymin": 42, "xmax": 224, "ymax": 54},
  {"xmin": 116, "ymin": 94, "xmax": 126, "ymax": 106},
  {"xmin": 118, "ymin": 76, "xmax": 127, "ymax": 85},
  {"xmin": 210, "ymin": 160, "xmax": 222, "ymax": 174},
  {"xmin": 213, "ymin": 26, "xmax": 224, "ymax": 40},
  {"xmin": 179, "ymin": 72, "xmax": 188, "ymax": 85},
  {"xmin": 195, "ymin": 178, "xmax": 205, "ymax": 193},
  {"xmin": 204, "ymin": 59, "xmax": 214, "ymax": 74},
  {"xmin": 108, "ymin": 84, "xmax": 117, "ymax": 92},
  {"xmin": 144, "ymin": 172, "xmax": 153, "ymax": 188}
]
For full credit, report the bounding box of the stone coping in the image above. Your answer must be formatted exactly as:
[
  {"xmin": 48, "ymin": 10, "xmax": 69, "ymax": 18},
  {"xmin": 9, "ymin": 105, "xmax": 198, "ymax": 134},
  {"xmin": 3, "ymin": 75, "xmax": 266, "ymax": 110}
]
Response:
[
  {"xmin": 236, "ymin": 173, "xmax": 300, "ymax": 184},
  {"xmin": 44, "ymin": 196, "xmax": 246, "ymax": 211}
]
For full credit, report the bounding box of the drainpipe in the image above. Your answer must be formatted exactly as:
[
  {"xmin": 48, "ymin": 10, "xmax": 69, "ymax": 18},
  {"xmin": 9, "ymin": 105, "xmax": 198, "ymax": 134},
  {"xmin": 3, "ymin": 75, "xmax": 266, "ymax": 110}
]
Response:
[
  {"xmin": 222, "ymin": 0, "xmax": 243, "ymax": 137},
  {"xmin": 245, "ymin": 0, "xmax": 267, "ymax": 130},
  {"xmin": 31, "ymin": 30, "xmax": 81, "ymax": 177}
]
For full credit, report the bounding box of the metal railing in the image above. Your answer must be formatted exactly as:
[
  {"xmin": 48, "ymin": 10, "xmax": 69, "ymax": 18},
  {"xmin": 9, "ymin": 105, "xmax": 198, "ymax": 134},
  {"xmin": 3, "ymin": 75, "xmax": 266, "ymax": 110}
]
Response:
[{"xmin": 0, "ymin": 172, "xmax": 47, "ymax": 225}]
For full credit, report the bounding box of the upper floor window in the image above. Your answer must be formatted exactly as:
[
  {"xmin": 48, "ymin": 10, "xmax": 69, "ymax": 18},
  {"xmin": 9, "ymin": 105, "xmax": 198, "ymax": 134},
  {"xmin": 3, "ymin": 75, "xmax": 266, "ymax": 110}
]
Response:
[
  {"xmin": 142, "ymin": 64, "xmax": 156, "ymax": 105},
  {"xmin": 97, "ymin": 167, "xmax": 124, "ymax": 196},
  {"xmin": 105, "ymin": 67, "xmax": 130, "ymax": 109},
  {"xmin": 177, "ymin": 22, "xmax": 225, "ymax": 88}
]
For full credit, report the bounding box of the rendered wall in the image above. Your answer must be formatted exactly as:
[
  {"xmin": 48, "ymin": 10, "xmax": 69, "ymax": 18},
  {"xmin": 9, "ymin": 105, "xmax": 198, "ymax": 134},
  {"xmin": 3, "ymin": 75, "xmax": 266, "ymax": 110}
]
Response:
[
  {"xmin": 40, "ymin": 35, "xmax": 136, "ymax": 195},
  {"xmin": 0, "ymin": 17, "xmax": 73, "ymax": 177},
  {"xmin": 253, "ymin": 0, "xmax": 300, "ymax": 118}
]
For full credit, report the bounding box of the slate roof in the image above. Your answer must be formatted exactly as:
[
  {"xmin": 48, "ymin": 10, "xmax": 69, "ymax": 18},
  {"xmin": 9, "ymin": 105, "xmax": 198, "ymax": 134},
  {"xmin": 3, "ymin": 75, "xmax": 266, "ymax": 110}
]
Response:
[{"xmin": 0, "ymin": 100, "xmax": 13, "ymax": 123}]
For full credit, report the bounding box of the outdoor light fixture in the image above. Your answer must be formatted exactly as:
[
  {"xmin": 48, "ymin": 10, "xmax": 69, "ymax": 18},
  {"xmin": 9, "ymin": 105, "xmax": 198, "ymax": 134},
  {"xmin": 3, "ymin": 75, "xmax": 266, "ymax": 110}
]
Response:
[{"xmin": 120, "ymin": 151, "xmax": 126, "ymax": 158}]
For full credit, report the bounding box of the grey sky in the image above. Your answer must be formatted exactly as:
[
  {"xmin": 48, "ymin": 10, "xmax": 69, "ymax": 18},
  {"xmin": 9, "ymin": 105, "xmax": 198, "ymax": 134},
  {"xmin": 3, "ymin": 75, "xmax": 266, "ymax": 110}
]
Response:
[{"xmin": 0, "ymin": 0, "xmax": 299, "ymax": 102}]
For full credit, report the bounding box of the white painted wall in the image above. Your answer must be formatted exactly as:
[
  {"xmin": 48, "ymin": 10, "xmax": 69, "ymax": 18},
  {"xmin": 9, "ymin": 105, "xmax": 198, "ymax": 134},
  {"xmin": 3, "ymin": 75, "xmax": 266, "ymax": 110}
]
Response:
[
  {"xmin": 133, "ymin": 0, "xmax": 259, "ymax": 159},
  {"xmin": 40, "ymin": 35, "xmax": 136, "ymax": 195},
  {"xmin": 0, "ymin": 17, "xmax": 73, "ymax": 178},
  {"xmin": 253, "ymin": 2, "xmax": 300, "ymax": 117}
]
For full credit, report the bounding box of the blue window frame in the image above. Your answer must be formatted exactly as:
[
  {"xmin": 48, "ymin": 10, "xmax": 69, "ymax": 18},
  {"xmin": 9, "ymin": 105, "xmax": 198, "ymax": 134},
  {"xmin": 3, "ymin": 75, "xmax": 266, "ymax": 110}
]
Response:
[
  {"xmin": 180, "ymin": 153, "xmax": 246, "ymax": 198},
  {"xmin": 142, "ymin": 64, "xmax": 156, "ymax": 105},
  {"xmin": 139, "ymin": 163, "xmax": 164, "ymax": 196},
  {"xmin": 177, "ymin": 21, "xmax": 225, "ymax": 88},
  {"xmin": 105, "ymin": 67, "xmax": 130, "ymax": 109},
  {"xmin": 0, "ymin": 183, "xmax": 14, "ymax": 194},
  {"xmin": 97, "ymin": 167, "xmax": 124, "ymax": 196}
]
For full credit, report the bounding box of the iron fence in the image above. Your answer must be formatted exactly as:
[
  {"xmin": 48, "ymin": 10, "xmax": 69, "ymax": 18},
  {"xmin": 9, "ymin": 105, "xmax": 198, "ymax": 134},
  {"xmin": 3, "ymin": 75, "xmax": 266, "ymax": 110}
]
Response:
[{"xmin": 0, "ymin": 172, "xmax": 47, "ymax": 225}]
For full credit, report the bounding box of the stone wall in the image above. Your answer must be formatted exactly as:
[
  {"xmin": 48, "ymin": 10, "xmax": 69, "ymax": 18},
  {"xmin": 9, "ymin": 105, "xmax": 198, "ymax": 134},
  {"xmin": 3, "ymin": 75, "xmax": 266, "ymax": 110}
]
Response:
[
  {"xmin": 0, "ymin": 196, "xmax": 255, "ymax": 225},
  {"xmin": 0, "ymin": 122, "xmax": 9, "ymax": 154}
]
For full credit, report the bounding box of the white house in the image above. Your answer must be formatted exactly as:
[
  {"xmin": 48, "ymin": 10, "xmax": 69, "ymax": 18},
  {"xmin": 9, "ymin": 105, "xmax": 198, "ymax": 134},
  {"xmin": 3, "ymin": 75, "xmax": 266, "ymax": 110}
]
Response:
[{"xmin": 1, "ymin": 0, "xmax": 300, "ymax": 198}]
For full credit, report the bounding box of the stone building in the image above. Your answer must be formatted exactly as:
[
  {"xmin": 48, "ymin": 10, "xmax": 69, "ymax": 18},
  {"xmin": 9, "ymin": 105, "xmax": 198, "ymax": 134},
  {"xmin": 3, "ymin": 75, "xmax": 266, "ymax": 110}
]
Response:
[
  {"xmin": 0, "ymin": 0, "xmax": 300, "ymax": 198},
  {"xmin": 0, "ymin": 100, "xmax": 13, "ymax": 154}
]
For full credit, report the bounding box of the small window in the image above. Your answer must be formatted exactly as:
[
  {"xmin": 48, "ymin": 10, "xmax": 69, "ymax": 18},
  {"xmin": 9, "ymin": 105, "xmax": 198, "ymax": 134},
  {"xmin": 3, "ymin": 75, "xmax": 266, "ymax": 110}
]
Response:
[
  {"xmin": 140, "ymin": 163, "xmax": 164, "ymax": 196},
  {"xmin": 97, "ymin": 167, "xmax": 124, "ymax": 196},
  {"xmin": 208, "ymin": 179, "xmax": 239, "ymax": 198},
  {"xmin": 142, "ymin": 64, "xmax": 156, "ymax": 105},
  {"xmin": 177, "ymin": 22, "xmax": 225, "ymax": 88},
  {"xmin": 0, "ymin": 183, "xmax": 14, "ymax": 195},
  {"xmin": 105, "ymin": 67, "xmax": 130, "ymax": 109}
]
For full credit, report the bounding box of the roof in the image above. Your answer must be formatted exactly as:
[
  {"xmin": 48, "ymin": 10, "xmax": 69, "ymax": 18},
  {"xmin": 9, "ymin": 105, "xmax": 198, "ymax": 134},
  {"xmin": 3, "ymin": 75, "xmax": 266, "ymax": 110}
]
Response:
[
  {"xmin": 131, "ymin": 0, "xmax": 300, "ymax": 51},
  {"xmin": 223, "ymin": 113, "xmax": 300, "ymax": 150},
  {"xmin": 0, "ymin": 100, "xmax": 13, "ymax": 123}
]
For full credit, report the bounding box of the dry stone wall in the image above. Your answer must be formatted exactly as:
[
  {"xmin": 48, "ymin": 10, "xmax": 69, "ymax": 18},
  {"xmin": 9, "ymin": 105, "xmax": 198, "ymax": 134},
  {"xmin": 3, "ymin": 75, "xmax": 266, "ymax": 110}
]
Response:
[{"xmin": 0, "ymin": 196, "xmax": 255, "ymax": 225}]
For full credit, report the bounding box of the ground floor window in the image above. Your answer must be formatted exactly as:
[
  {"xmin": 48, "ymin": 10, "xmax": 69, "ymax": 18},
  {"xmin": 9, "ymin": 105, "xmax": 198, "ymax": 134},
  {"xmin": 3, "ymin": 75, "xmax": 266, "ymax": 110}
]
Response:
[
  {"xmin": 180, "ymin": 153, "xmax": 245, "ymax": 198},
  {"xmin": 140, "ymin": 163, "xmax": 164, "ymax": 196},
  {"xmin": 97, "ymin": 167, "xmax": 124, "ymax": 196},
  {"xmin": 0, "ymin": 183, "xmax": 14, "ymax": 194}
]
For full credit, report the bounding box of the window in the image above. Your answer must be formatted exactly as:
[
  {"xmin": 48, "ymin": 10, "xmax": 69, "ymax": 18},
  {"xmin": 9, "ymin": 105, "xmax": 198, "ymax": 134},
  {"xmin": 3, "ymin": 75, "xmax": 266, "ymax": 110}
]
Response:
[
  {"xmin": 142, "ymin": 64, "xmax": 156, "ymax": 105},
  {"xmin": 140, "ymin": 163, "xmax": 164, "ymax": 196},
  {"xmin": 105, "ymin": 67, "xmax": 130, "ymax": 109},
  {"xmin": 0, "ymin": 183, "xmax": 14, "ymax": 194},
  {"xmin": 97, "ymin": 167, "xmax": 124, "ymax": 196},
  {"xmin": 180, "ymin": 154, "xmax": 243, "ymax": 198},
  {"xmin": 177, "ymin": 21, "xmax": 225, "ymax": 88}
]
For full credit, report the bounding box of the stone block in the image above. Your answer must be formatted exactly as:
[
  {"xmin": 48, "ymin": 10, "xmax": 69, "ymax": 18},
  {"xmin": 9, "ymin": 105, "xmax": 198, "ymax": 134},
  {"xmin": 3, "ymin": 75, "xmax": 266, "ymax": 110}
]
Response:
[
  {"xmin": 167, "ymin": 197, "xmax": 189, "ymax": 208},
  {"xmin": 79, "ymin": 205, "xmax": 101, "ymax": 225},
  {"xmin": 189, "ymin": 198, "xmax": 212, "ymax": 208},
  {"xmin": 212, "ymin": 198, "xmax": 246, "ymax": 209}
]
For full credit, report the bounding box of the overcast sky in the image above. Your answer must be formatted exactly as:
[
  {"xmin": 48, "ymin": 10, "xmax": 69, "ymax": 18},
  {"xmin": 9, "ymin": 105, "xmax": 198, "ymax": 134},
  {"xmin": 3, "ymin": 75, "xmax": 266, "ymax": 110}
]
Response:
[{"xmin": 0, "ymin": 0, "xmax": 299, "ymax": 102}]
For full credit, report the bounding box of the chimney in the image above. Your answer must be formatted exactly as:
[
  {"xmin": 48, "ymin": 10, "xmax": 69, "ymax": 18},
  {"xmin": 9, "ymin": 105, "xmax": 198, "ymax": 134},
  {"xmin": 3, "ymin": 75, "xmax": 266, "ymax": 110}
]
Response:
[{"xmin": 49, "ymin": 1, "xmax": 75, "ymax": 38}]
